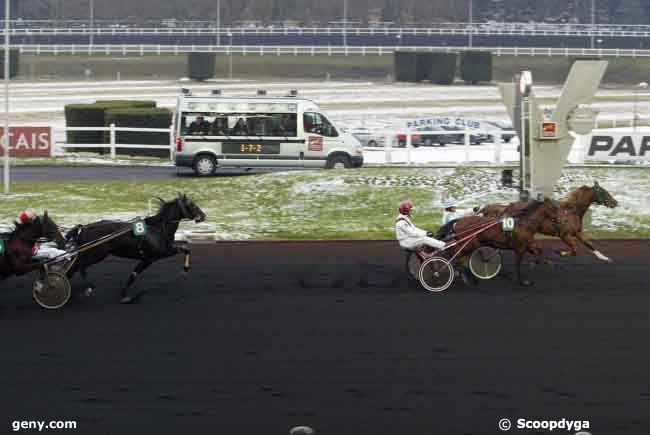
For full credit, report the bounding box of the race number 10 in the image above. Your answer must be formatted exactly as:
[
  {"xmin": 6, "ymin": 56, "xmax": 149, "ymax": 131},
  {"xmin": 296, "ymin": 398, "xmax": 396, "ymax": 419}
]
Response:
[
  {"xmin": 502, "ymin": 216, "xmax": 515, "ymax": 232},
  {"xmin": 132, "ymin": 220, "xmax": 147, "ymax": 237}
]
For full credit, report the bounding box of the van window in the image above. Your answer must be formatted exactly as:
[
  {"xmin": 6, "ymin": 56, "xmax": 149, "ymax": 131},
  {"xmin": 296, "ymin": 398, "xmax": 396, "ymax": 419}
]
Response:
[
  {"xmin": 303, "ymin": 112, "xmax": 338, "ymax": 137},
  {"xmin": 180, "ymin": 112, "xmax": 298, "ymax": 138}
]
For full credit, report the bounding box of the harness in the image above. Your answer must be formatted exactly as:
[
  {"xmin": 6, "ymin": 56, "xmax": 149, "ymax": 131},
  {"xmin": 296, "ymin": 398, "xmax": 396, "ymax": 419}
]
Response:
[{"xmin": 395, "ymin": 215, "xmax": 413, "ymax": 226}]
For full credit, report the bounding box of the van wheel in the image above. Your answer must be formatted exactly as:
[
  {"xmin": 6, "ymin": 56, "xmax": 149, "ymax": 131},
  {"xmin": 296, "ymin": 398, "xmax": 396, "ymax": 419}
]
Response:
[
  {"xmin": 367, "ymin": 140, "xmax": 378, "ymax": 147},
  {"xmin": 326, "ymin": 155, "xmax": 351, "ymax": 169},
  {"xmin": 193, "ymin": 155, "xmax": 216, "ymax": 176}
]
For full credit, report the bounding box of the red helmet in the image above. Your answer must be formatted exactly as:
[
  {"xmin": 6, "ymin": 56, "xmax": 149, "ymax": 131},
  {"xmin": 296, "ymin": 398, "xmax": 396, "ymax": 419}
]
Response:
[
  {"xmin": 398, "ymin": 200, "xmax": 414, "ymax": 215},
  {"xmin": 19, "ymin": 210, "xmax": 36, "ymax": 223}
]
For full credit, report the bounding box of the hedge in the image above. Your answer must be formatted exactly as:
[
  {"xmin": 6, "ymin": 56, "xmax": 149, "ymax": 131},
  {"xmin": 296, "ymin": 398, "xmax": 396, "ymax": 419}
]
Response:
[
  {"xmin": 0, "ymin": 49, "xmax": 20, "ymax": 79},
  {"xmin": 460, "ymin": 51, "xmax": 493, "ymax": 83},
  {"xmin": 429, "ymin": 52, "xmax": 458, "ymax": 85},
  {"xmin": 394, "ymin": 51, "xmax": 418, "ymax": 82},
  {"xmin": 64, "ymin": 100, "xmax": 157, "ymax": 153},
  {"xmin": 104, "ymin": 108, "xmax": 173, "ymax": 157},
  {"xmin": 188, "ymin": 53, "xmax": 216, "ymax": 80}
]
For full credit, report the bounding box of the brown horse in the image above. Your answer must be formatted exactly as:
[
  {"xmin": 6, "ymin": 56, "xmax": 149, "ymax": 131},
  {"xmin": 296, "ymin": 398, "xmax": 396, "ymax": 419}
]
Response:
[
  {"xmin": 480, "ymin": 182, "xmax": 618, "ymax": 262},
  {"xmin": 452, "ymin": 198, "xmax": 560, "ymax": 286}
]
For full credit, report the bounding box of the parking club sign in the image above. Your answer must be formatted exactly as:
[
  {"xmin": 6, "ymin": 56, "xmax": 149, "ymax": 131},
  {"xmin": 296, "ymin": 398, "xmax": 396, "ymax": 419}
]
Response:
[{"xmin": 0, "ymin": 127, "xmax": 52, "ymax": 158}]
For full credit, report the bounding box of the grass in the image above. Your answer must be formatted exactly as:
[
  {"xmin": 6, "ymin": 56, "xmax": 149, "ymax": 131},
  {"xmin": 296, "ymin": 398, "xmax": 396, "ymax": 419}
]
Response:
[
  {"xmin": 8, "ymin": 154, "xmax": 172, "ymax": 167},
  {"xmin": 0, "ymin": 166, "xmax": 648, "ymax": 240}
]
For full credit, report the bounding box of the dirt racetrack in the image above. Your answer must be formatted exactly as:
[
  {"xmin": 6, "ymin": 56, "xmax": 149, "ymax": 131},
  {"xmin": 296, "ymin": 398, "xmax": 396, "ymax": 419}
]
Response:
[{"xmin": 1, "ymin": 240, "xmax": 649, "ymax": 435}]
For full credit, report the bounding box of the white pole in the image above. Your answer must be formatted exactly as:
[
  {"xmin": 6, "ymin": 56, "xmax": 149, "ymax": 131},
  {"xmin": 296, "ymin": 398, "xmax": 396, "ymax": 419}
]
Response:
[
  {"xmin": 3, "ymin": 0, "xmax": 10, "ymax": 194},
  {"xmin": 228, "ymin": 32, "xmax": 233, "ymax": 80},
  {"xmin": 385, "ymin": 132, "xmax": 392, "ymax": 164},
  {"xmin": 216, "ymin": 0, "xmax": 221, "ymax": 46},
  {"xmin": 590, "ymin": 0, "xmax": 595, "ymax": 50},
  {"xmin": 89, "ymin": 0, "xmax": 94, "ymax": 46},
  {"xmin": 464, "ymin": 127, "xmax": 470, "ymax": 162},
  {"xmin": 110, "ymin": 123, "xmax": 116, "ymax": 159},
  {"xmin": 406, "ymin": 131, "xmax": 412, "ymax": 165},
  {"xmin": 468, "ymin": 0, "xmax": 473, "ymax": 48},
  {"xmin": 495, "ymin": 132, "xmax": 502, "ymax": 164},
  {"xmin": 343, "ymin": 0, "xmax": 348, "ymax": 47}
]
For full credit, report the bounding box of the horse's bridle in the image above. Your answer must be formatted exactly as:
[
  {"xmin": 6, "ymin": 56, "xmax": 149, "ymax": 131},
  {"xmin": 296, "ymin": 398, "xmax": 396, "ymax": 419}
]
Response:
[{"xmin": 177, "ymin": 197, "xmax": 193, "ymax": 220}]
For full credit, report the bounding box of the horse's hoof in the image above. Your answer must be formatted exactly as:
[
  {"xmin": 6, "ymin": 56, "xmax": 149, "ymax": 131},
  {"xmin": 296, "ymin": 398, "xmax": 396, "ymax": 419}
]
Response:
[
  {"xmin": 119, "ymin": 296, "xmax": 133, "ymax": 304},
  {"xmin": 519, "ymin": 279, "xmax": 534, "ymax": 287},
  {"xmin": 83, "ymin": 287, "xmax": 95, "ymax": 297}
]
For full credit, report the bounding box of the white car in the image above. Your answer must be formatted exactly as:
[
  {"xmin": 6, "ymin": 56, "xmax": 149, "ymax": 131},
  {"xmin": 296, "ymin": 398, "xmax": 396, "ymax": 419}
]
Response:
[{"xmin": 351, "ymin": 127, "xmax": 386, "ymax": 147}]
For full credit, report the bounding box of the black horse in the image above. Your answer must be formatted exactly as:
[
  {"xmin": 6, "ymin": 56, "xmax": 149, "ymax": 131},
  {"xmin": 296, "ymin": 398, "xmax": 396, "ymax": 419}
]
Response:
[
  {"xmin": 65, "ymin": 194, "xmax": 206, "ymax": 303},
  {"xmin": 0, "ymin": 212, "xmax": 65, "ymax": 281}
]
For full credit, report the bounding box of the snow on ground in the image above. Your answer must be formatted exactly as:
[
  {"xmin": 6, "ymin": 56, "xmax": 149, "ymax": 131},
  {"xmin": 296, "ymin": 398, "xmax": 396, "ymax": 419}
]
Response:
[{"xmin": 6, "ymin": 79, "xmax": 650, "ymax": 133}]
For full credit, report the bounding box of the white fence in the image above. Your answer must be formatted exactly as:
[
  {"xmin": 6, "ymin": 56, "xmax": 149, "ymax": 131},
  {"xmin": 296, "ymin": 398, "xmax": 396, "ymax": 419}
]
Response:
[
  {"xmin": 363, "ymin": 129, "xmax": 518, "ymax": 165},
  {"xmin": 5, "ymin": 23, "xmax": 650, "ymax": 37},
  {"xmin": 55, "ymin": 124, "xmax": 174, "ymax": 160},
  {"xmin": 361, "ymin": 123, "xmax": 649, "ymax": 166},
  {"xmin": 15, "ymin": 44, "xmax": 650, "ymax": 58}
]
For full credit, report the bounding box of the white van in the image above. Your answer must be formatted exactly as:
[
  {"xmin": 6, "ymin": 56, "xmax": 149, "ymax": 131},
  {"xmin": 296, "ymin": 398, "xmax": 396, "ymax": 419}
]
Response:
[{"xmin": 174, "ymin": 92, "xmax": 363, "ymax": 175}]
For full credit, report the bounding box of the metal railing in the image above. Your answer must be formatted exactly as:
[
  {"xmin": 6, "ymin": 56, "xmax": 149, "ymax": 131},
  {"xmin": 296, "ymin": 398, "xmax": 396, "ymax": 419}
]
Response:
[
  {"xmin": 4, "ymin": 22, "xmax": 650, "ymax": 37},
  {"xmin": 56, "ymin": 124, "xmax": 175, "ymax": 160},
  {"xmin": 15, "ymin": 44, "xmax": 650, "ymax": 57}
]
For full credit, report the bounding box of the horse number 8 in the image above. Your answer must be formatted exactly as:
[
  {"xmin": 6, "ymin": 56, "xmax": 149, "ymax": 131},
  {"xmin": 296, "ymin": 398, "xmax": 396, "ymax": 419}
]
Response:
[
  {"xmin": 502, "ymin": 217, "xmax": 515, "ymax": 232},
  {"xmin": 133, "ymin": 222, "xmax": 146, "ymax": 236}
]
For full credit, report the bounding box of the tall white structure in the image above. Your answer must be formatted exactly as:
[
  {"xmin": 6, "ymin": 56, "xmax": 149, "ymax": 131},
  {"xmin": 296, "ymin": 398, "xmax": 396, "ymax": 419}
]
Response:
[{"xmin": 499, "ymin": 60, "xmax": 608, "ymax": 199}]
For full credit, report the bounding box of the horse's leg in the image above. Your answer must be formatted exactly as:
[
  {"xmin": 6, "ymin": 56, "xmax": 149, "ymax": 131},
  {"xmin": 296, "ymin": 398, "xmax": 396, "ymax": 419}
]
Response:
[
  {"xmin": 80, "ymin": 267, "xmax": 95, "ymax": 297},
  {"xmin": 576, "ymin": 232, "xmax": 612, "ymax": 263},
  {"xmin": 119, "ymin": 259, "xmax": 154, "ymax": 304},
  {"xmin": 557, "ymin": 234, "xmax": 579, "ymax": 258},
  {"xmin": 172, "ymin": 242, "xmax": 191, "ymax": 274},
  {"xmin": 516, "ymin": 248, "xmax": 533, "ymax": 286}
]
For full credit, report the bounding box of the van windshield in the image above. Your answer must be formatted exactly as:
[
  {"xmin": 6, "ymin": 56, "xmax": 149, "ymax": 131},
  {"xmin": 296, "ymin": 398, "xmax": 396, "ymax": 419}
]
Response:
[
  {"xmin": 303, "ymin": 112, "xmax": 338, "ymax": 137},
  {"xmin": 180, "ymin": 112, "xmax": 298, "ymax": 137}
]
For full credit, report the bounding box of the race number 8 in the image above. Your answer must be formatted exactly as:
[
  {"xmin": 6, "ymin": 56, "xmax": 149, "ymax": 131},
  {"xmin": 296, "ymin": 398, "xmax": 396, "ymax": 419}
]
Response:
[
  {"xmin": 502, "ymin": 216, "xmax": 515, "ymax": 232},
  {"xmin": 133, "ymin": 221, "xmax": 147, "ymax": 237}
]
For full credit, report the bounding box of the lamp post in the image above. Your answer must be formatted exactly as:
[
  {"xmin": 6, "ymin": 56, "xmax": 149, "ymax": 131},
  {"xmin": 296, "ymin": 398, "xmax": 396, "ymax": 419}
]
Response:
[
  {"xmin": 342, "ymin": 0, "xmax": 348, "ymax": 47},
  {"xmin": 216, "ymin": 0, "xmax": 221, "ymax": 46},
  {"xmin": 634, "ymin": 81, "xmax": 648, "ymax": 131},
  {"xmin": 3, "ymin": 0, "xmax": 11, "ymax": 194},
  {"xmin": 89, "ymin": 0, "xmax": 94, "ymax": 45},
  {"xmin": 590, "ymin": 0, "xmax": 595, "ymax": 49},
  {"xmin": 227, "ymin": 31, "xmax": 233, "ymax": 80},
  {"xmin": 468, "ymin": 0, "xmax": 473, "ymax": 48}
]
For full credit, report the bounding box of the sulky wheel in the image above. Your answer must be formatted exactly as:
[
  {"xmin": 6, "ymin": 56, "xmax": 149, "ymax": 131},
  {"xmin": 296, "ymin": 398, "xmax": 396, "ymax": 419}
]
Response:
[
  {"xmin": 33, "ymin": 271, "xmax": 72, "ymax": 310},
  {"xmin": 418, "ymin": 257, "xmax": 455, "ymax": 293},
  {"xmin": 469, "ymin": 247, "xmax": 502, "ymax": 280}
]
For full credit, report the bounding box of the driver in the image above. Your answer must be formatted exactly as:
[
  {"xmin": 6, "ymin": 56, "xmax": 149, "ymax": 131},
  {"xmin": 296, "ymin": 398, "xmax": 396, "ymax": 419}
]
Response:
[
  {"xmin": 395, "ymin": 200, "xmax": 446, "ymax": 251},
  {"xmin": 436, "ymin": 200, "xmax": 479, "ymax": 240},
  {"xmin": 19, "ymin": 210, "xmax": 68, "ymax": 261}
]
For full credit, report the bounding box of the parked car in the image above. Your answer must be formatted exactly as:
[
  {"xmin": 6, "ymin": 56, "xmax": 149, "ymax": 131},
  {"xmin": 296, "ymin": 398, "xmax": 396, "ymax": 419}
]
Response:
[
  {"xmin": 484, "ymin": 121, "xmax": 516, "ymax": 143},
  {"xmin": 352, "ymin": 127, "xmax": 386, "ymax": 147},
  {"xmin": 396, "ymin": 126, "xmax": 488, "ymax": 147}
]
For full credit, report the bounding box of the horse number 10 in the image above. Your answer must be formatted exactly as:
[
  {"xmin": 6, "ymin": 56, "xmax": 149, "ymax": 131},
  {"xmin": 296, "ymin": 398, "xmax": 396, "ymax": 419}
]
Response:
[{"xmin": 502, "ymin": 217, "xmax": 515, "ymax": 232}]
